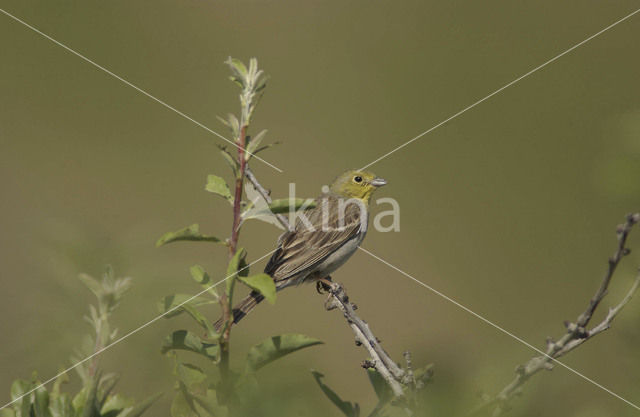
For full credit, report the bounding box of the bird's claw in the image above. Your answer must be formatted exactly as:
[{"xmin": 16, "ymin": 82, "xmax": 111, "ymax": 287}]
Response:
[{"xmin": 316, "ymin": 276, "xmax": 333, "ymax": 294}]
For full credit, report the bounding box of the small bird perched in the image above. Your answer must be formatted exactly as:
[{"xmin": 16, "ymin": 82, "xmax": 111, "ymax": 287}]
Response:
[{"xmin": 214, "ymin": 169, "xmax": 387, "ymax": 330}]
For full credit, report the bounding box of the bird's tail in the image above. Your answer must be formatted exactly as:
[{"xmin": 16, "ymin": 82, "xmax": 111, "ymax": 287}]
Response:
[{"xmin": 213, "ymin": 290, "xmax": 265, "ymax": 332}]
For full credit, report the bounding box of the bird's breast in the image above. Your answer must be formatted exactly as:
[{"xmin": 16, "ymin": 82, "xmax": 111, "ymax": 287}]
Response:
[{"xmin": 315, "ymin": 231, "xmax": 366, "ymax": 277}]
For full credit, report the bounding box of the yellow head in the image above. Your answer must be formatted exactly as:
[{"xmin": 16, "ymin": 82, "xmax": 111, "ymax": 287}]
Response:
[{"xmin": 329, "ymin": 170, "xmax": 387, "ymax": 202}]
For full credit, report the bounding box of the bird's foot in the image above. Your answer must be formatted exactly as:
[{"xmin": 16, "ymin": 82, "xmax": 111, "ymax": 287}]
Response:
[{"xmin": 316, "ymin": 276, "xmax": 333, "ymax": 294}]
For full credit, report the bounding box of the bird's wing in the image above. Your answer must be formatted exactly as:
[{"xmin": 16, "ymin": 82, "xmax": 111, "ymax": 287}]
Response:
[{"xmin": 264, "ymin": 196, "xmax": 364, "ymax": 282}]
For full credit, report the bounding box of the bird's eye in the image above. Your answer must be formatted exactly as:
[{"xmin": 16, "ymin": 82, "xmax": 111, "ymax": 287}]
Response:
[{"xmin": 354, "ymin": 176, "xmax": 363, "ymax": 183}]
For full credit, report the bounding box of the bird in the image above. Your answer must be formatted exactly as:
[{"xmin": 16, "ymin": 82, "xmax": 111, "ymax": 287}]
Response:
[{"xmin": 214, "ymin": 169, "xmax": 387, "ymax": 331}]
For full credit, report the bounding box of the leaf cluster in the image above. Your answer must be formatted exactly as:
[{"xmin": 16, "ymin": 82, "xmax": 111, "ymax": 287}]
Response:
[
  {"xmin": 1, "ymin": 267, "xmax": 160, "ymax": 417},
  {"xmin": 155, "ymin": 57, "xmax": 322, "ymax": 417},
  {"xmin": 312, "ymin": 363, "xmax": 434, "ymax": 417}
]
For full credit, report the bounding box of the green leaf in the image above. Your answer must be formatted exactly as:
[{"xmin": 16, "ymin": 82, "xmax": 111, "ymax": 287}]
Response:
[
  {"xmin": 189, "ymin": 265, "xmax": 219, "ymax": 298},
  {"xmin": 51, "ymin": 372, "xmax": 68, "ymax": 399},
  {"xmin": 255, "ymin": 74, "xmax": 268, "ymax": 93},
  {"xmin": 158, "ymin": 294, "xmax": 215, "ymax": 319},
  {"xmin": 245, "ymin": 129, "xmax": 267, "ymax": 160},
  {"xmin": 0, "ymin": 409, "xmax": 16, "ymax": 417},
  {"xmin": 241, "ymin": 198, "xmax": 316, "ymax": 224},
  {"xmin": 218, "ymin": 146, "xmax": 239, "ymax": 178},
  {"xmin": 234, "ymin": 373, "xmax": 259, "ymax": 405},
  {"xmin": 116, "ymin": 392, "xmax": 162, "ymax": 417},
  {"xmin": 158, "ymin": 294, "xmax": 217, "ymax": 337},
  {"xmin": 33, "ymin": 385, "xmax": 51, "ymax": 417},
  {"xmin": 49, "ymin": 393, "xmax": 72, "ymax": 417},
  {"xmin": 217, "ymin": 113, "xmax": 240, "ymax": 138},
  {"xmin": 175, "ymin": 364, "xmax": 207, "ymax": 393},
  {"xmin": 366, "ymin": 369, "xmax": 392, "ymax": 403},
  {"xmin": 190, "ymin": 388, "xmax": 225, "ymax": 417},
  {"xmin": 71, "ymin": 386, "xmax": 87, "ymax": 415},
  {"xmin": 169, "ymin": 389, "xmax": 196, "ymax": 417},
  {"xmin": 226, "ymin": 57, "xmax": 248, "ymax": 79},
  {"xmin": 100, "ymin": 394, "xmax": 132, "ymax": 416},
  {"xmin": 251, "ymin": 141, "xmax": 280, "ymax": 155},
  {"xmin": 189, "ymin": 265, "xmax": 209, "ymax": 285},
  {"xmin": 78, "ymin": 273, "xmax": 102, "ymax": 298},
  {"xmin": 10, "ymin": 379, "xmax": 32, "ymax": 417},
  {"xmin": 80, "ymin": 377, "xmax": 98, "ymax": 417},
  {"xmin": 237, "ymin": 274, "xmax": 276, "ymax": 304},
  {"xmin": 205, "ymin": 175, "xmax": 233, "ymax": 204},
  {"xmin": 226, "ymin": 248, "xmax": 247, "ymax": 299},
  {"xmin": 156, "ymin": 224, "xmax": 224, "ymax": 247},
  {"xmin": 311, "ymin": 371, "xmax": 360, "ymax": 417},
  {"xmin": 268, "ymin": 198, "xmax": 315, "ymax": 214},
  {"xmin": 162, "ymin": 330, "xmax": 219, "ymax": 360},
  {"xmin": 246, "ymin": 334, "xmax": 323, "ymax": 373},
  {"xmin": 414, "ymin": 363, "xmax": 435, "ymax": 385}
]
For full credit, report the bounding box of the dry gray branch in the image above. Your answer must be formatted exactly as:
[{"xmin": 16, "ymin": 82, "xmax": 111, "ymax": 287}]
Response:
[
  {"xmin": 324, "ymin": 281, "xmax": 406, "ymax": 396},
  {"xmin": 472, "ymin": 213, "xmax": 640, "ymax": 416},
  {"xmin": 246, "ymin": 168, "xmax": 292, "ymax": 231}
]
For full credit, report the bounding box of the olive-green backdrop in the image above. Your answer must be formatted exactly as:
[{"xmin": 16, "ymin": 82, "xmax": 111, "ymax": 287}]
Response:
[{"xmin": 1, "ymin": 1, "xmax": 639, "ymax": 416}]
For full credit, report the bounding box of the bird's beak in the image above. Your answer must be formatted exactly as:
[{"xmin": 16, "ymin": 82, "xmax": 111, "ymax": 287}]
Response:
[{"xmin": 370, "ymin": 177, "xmax": 387, "ymax": 187}]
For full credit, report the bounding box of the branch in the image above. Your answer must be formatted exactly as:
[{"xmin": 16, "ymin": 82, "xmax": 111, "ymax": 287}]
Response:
[
  {"xmin": 246, "ymin": 167, "xmax": 291, "ymax": 231},
  {"xmin": 324, "ymin": 282, "xmax": 406, "ymax": 397},
  {"xmin": 472, "ymin": 213, "xmax": 640, "ymax": 416}
]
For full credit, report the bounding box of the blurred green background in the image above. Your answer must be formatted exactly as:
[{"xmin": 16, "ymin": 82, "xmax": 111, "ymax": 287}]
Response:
[{"xmin": 1, "ymin": 1, "xmax": 640, "ymax": 416}]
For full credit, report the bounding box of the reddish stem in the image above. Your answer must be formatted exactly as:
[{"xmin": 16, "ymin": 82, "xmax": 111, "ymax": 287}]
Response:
[
  {"xmin": 229, "ymin": 124, "xmax": 247, "ymax": 257},
  {"xmin": 219, "ymin": 124, "xmax": 247, "ymax": 387}
]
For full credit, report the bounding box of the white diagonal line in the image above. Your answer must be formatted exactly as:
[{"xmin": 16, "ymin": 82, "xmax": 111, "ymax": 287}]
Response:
[
  {"xmin": 0, "ymin": 249, "xmax": 276, "ymax": 411},
  {"xmin": 357, "ymin": 246, "xmax": 640, "ymax": 412},
  {"xmin": 0, "ymin": 8, "xmax": 283, "ymax": 173},
  {"xmin": 360, "ymin": 7, "xmax": 640, "ymax": 171}
]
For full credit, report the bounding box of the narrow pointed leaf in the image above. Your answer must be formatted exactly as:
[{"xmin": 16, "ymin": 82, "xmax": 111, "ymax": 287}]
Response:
[
  {"xmin": 246, "ymin": 334, "xmax": 323, "ymax": 373},
  {"xmin": 238, "ymin": 274, "xmax": 276, "ymax": 304},
  {"xmin": 311, "ymin": 371, "xmax": 360, "ymax": 417},
  {"xmin": 158, "ymin": 294, "xmax": 215, "ymax": 318},
  {"xmin": 33, "ymin": 385, "xmax": 51, "ymax": 417},
  {"xmin": 169, "ymin": 389, "xmax": 194, "ymax": 417},
  {"xmin": 189, "ymin": 265, "xmax": 219, "ymax": 298},
  {"xmin": 50, "ymin": 393, "xmax": 73, "ymax": 417},
  {"xmin": 366, "ymin": 369, "xmax": 392, "ymax": 403},
  {"xmin": 156, "ymin": 224, "xmax": 224, "ymax": 247},
  {"xmin": 205, "ymin": 175, "xmax": 233, "ymax": 204},
  {"xmin": 242, "ymin": 198, "xmax": 315, "ymax": 223},
  {"xmin": 11, "ymin": 379, "xmax": 33, "ymax": 417},
  {"xmin": 116, "ymin": 392, "xmax": 162, "ymax": 417},
  {"xmin": 226, "ymin": 57, "xmax": 248, "ymax": 78},
  {"xmin": 189, "ymin": 265, "xmax": 209, "ymax": 285},
  {"xmin": 252, "ymin": 141, "xmax": 280, "ymax": 155},
  {"xmin": 245, "ymin": 129, "xmax": 267, "ymax": 160},
  {"xmin": 175, "ymin": 363, "xmax": 207, "ymax": 392},
  {"xmin": 226, "ymin": 248, "xmax": 246, "ymax": 298},
  {"xmin": 218, "ymin": 147, "xmax": 239, "ymax": 178},
  {"xmin": 80, "ymin": 377, "xmax": 98, "ymax": 417},
  {"xmin": 268, "ymin": 198, "xmax": 316, "ymax": 214},
  {"xmin": 100, "ymin": 394, "xmax": 132, "ymax": 415},
  {"xmin": 158, "ymin": 294, "xmax": 216, "ymax": 336},
  {"xmin": 78, "ymin": 273, "xmax": 102, "ymax": 298},
  {"xmin": 161, "ymin": 330, "xmax": 219, "ymax": 360}
]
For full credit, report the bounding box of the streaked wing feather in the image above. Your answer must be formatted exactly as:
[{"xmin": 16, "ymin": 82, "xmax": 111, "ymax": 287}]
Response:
[{"xmin": 264, "ymin": 196, "xmax": 363, "ymax": 282}]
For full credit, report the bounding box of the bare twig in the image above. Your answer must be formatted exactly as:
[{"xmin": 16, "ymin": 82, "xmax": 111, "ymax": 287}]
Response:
[
  {"xmin": 472, "ymin": 213, "xmax": 640, "ymax": 416},
  {"xmin": 325, "ymin": 282, "xmax": 406, "ymax": 397},
  {"xmin": 246, "ymin": 167, "xmax": 291, "ymax": 231}
]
